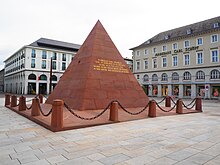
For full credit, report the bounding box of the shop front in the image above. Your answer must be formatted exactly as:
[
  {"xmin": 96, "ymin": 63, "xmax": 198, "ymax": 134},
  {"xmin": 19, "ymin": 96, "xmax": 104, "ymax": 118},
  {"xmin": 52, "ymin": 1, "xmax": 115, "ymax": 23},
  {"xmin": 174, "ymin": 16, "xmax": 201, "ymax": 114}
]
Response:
[
  {"xmin": 152, "ymin": 84, "xmax": 158, "ymax": 96},
  {"xmin": 172, "ymin": 85, "xmax": 179, "ymax": 97},
  {"xmin": 161, "ymin": 85, "xmax": 168, "ymax": 96},
  {"xmin": 197, "ymin": 84, "xmax": 205, "ymax": 97},
  {"xmin": 183, "ymin": 85, "xmax": 191, "ymax": 97},
  {"xmin": 211, "ymin": 84, "xmax": 220, "ymax": 98}
]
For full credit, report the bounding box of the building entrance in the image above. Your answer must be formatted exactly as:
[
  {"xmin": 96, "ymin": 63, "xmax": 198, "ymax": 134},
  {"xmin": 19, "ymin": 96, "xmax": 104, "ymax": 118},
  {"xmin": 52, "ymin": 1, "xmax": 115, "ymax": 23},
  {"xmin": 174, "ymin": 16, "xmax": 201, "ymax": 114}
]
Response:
[
  {"xmin": 28, "ymin": 83, "xmax": 36, "ymax": 95},
  {"xmin": 39, "ymin": 83, "xmax": 47, "ymax": 94}
]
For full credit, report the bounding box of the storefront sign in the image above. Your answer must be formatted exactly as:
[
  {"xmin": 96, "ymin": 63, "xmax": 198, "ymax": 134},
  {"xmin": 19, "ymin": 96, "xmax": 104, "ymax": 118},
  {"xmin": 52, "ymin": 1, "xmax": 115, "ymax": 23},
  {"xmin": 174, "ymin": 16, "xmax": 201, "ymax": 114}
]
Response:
[{"xmin": 155, "ymin": 46, "xmax": 199, "ymax": 56}]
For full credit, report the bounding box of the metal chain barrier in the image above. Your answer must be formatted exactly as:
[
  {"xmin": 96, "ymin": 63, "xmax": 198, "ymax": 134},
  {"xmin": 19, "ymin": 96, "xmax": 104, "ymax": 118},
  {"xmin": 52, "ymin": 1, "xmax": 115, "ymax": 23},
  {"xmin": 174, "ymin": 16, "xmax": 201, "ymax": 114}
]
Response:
[
  {"xmin": 182, "ymin": 99, "xmax": 197, "ymax": 110},
  {"xmin": 64, "ymin": 101, "xmax": 114, "ymax": 120},
  {"xmin": 43, "ymin": 95, "xmax": 48, "ymax": 99},
  {"xmin": 37, "ymin": 100, "xmax": 52, "ymax": 117},
  {"xmin": 155, "ymin": 100, "xmax": 176, "ymax": 112},
  {"xmin": 170, "ymin": 97, "xmax": 177, "ymax": 105},
  {"xmin": 115, "ymin": 100, "xmax": 150, "ymax": 115},
  {"xmin": 157, "ymin": 97, "xmax": 166, "ymax": 104},
  {"xmin": 26, "ymin": 104, "xmax": 32, "ymax": 110}
]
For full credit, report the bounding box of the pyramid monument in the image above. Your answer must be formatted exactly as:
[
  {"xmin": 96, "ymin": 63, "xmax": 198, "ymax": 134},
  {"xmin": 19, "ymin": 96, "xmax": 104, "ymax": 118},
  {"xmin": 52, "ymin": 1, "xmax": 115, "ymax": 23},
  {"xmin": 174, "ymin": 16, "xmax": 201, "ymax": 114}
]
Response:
[{"xmin": 46, "ymin": 20, "xmax": 149, "ymax": 110}]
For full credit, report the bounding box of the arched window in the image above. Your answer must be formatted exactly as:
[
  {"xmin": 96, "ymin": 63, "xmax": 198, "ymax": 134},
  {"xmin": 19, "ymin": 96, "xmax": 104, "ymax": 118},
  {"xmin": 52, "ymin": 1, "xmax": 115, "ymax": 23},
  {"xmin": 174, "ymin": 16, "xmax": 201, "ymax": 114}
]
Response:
[
  {"xmin": 143, "ymin": 74, "xmax": 149, "ymax": 82},
  {"xmin": 183, "ymin": 72, "xmax": 191, "ymax": 80},
  {"xmin": 39, "ymin": 74, "xmax": 47, "ymax": 81},
  {"xmin": 52, "ymin": 75, "xmax": 57, "ymax": 81},
  {"xmin": 210, "ymin": 70, "xmax": 220, "ymax": 79},
  {"xmin": 172, "ymin": 72, "xmax": 179, "ymax": 81},
  {"xmin": 152, "ymin": 74, "xmax": 158, "ymax": 81},
  {"xmin": 161, "ymin": 73, "xmax": 168, "ymax": 81},
  {"xmin": 196, "ymin": 71, "xmax": 205, "ymax": 80},
  {"xmin": 28, "ymin": 74, "xmax": 36, "ymax": 80}
]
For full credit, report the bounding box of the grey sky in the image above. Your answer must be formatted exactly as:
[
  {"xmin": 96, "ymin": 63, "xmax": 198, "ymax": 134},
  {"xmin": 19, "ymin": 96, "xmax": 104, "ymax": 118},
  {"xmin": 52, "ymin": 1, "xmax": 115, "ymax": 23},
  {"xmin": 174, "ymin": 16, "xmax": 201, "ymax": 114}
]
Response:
[{"xmin": 0, "ymin": 0, "xmax": 220, "ymax": 70}]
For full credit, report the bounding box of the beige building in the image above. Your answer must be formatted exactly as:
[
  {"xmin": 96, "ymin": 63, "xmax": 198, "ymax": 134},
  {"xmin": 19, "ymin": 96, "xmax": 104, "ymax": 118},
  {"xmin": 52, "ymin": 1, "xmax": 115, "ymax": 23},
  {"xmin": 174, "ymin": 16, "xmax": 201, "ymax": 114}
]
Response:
[{"xmin": 131, "ymin": 16, "xmax": 220, "ymax": 99}]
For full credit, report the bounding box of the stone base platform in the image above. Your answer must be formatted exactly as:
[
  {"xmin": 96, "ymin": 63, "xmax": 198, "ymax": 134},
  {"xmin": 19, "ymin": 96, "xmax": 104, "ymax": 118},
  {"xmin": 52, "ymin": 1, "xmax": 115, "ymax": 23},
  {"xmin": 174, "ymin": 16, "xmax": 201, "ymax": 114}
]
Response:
[{"xmin": 6, "ymin": 103, "xmax": 201, "ymax": 132}]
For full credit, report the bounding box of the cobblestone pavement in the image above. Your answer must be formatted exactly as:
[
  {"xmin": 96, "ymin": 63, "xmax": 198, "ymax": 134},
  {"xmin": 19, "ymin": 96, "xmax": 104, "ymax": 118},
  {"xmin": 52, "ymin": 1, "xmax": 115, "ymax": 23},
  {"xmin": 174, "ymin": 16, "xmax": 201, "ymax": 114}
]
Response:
[{"xmin": 1, "ymin": 95, "xmax": 220, "ymax": 165}]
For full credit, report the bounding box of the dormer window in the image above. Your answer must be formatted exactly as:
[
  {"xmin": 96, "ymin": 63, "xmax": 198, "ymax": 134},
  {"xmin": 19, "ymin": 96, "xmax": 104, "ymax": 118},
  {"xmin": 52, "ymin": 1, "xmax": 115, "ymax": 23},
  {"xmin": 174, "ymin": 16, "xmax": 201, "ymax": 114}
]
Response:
[
  {"xmin": 186, "ymin": 29, "xmax": 192, "ymax": 35},
  {"xmin": 213, "ymin": 22, "xmax": 219, "ymax": 28},
  {"xmin": 146, "ymin": 40, "xmax": 151, "ymax": 44},
  {"xmin": 164, "ymin": 35, "xmax": 169, "ymax": 40}
]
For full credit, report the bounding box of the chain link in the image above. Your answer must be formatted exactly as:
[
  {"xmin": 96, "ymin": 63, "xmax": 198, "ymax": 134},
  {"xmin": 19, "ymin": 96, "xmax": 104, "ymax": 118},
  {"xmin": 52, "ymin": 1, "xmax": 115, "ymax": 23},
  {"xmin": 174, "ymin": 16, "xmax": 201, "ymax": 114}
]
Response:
[
  {"xmin": 26, "ymin": 104, "xmax": 32, "ymax": 110},
  {"xmin": 115, "ymin": 100, "xmax": 150, "ymax": 115},
  {"xmin": 36, "ymin": 99, "xmax": 52, "ymax": 116},
  {"xmin": 157, "ymin": 97, "xmax": 166, "ymax": 104},
  {"xmin": 64, "ymin": 101, "xmax": 113, "ymax": 120},
  {"xmin": 155, "ymin": 101, "xmax": 176, "ymax": 112},
  {"xmin": 182, "ymin": 101, "xmax": 196, "ymax": 110}
]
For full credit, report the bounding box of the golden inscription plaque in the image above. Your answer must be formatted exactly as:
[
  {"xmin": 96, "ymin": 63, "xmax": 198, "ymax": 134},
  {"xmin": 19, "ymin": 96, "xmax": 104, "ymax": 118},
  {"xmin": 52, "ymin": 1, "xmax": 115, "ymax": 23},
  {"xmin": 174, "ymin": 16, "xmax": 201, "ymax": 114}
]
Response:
[{"xmin": 93, "ymin": 59, "xmax": 129, "ymax": 73}]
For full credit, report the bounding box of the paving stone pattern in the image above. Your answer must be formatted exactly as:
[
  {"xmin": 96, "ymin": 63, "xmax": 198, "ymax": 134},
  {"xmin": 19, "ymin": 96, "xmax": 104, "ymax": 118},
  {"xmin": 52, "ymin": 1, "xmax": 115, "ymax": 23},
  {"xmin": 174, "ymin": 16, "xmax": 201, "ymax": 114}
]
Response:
[{"xmin": 1, "ymin": 95, "xmax": 220, "ymax": 165}]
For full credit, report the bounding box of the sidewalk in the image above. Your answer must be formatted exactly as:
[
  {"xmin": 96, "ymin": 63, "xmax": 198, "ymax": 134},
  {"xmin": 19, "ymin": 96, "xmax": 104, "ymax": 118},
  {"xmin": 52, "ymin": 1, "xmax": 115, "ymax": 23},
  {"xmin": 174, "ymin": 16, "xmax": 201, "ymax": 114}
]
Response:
[{"xmin": 0, "ymin": 97, "xmax": 220, "ymax": 165}]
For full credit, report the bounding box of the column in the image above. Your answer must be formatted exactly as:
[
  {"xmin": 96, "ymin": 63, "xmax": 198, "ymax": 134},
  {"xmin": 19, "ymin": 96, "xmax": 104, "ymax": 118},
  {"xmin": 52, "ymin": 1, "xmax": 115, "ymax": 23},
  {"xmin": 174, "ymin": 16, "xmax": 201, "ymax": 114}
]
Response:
[
  {"xmin": 179, "ymin": 84, "xmax": 183, "ymax": 98},
  {"xmin": 36, "ymin": 82, "xmax": 39, "ymax": 95},
  {"xmin": 168, "ymin": 84, "xmax": 172, "ymax": 96},
  {"xmin": 191, "ymin": 84, "xmax": 196, "ymax": 98},
  {"xmin": 157, "ymin": 84, "xmax": 162, "ymax": 97}
]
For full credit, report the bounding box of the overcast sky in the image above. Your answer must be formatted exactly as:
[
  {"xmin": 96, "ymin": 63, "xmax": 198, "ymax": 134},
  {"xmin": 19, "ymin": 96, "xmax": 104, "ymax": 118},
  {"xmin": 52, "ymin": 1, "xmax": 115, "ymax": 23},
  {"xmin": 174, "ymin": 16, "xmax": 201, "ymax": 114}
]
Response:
[{"xmin": 0, "ymin": 0, "xmax": 220, "ymax": 70}]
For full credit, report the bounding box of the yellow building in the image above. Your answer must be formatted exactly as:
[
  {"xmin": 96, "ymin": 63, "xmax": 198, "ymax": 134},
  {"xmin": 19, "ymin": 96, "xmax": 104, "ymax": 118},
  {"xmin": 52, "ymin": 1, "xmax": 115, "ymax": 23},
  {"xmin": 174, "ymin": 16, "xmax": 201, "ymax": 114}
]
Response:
[{"xmin": 131, "ymin": 16, "xmax": 220, "ymax": 99}]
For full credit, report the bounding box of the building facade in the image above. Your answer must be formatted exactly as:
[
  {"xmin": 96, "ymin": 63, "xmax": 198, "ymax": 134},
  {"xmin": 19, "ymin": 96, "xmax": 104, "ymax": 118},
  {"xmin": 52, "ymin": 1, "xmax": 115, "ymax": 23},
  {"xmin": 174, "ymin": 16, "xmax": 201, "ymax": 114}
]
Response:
[
  {"xmin": 124, "ymin": 57, "xmax": 133, "ymax": 72},
  {"xmin": 0, "ymin": 69, "xmax": 4, "ymax": 92},
  {"xmin": 131, "ymin": 16, "xmax": 220, "ymax": 99},
  {"xmin": 4, "ymin": 38, "xmax": 80, "ymax": 95}
]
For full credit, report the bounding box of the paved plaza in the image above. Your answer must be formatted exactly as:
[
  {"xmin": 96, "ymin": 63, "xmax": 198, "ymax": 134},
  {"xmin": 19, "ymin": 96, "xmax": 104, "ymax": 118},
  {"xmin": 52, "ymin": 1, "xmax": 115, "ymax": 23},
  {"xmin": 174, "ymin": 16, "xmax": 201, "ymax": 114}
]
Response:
[{"xmin": 1, "ymin": 95, "xmax": 220, "ymax": 165}]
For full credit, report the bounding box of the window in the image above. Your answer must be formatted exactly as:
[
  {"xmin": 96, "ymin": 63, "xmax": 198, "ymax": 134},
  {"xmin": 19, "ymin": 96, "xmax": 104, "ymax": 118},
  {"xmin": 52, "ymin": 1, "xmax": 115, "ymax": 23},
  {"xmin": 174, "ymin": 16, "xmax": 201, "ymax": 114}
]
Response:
[
  {"xmin": 162, "ymin": 45, "xmax": 167, "ymax": 52},
  {"xmin": 42, "ymin": 60, "xmax": 46, "ymax": 69},
  {"xmin": 144, "ymin": 49, "xmax": 148, "ymax": 55},
  {"xmin": 52, "ymin": 61, "xmax": 56, "ymax": 70},
  {"xmin": 162, "ymin": 57, "xmax": 167, "ymax": 67},
  {"xmin": 143, "ymin": 74, "xmax": 149, "ymax": 82},
  {"xmin": 186, "ymin": 29, "xmax": 192, "ymax": 35},
  {"xmin": 42, "ymin": 50, "xmax": 47, "ymax": 59},
  {"xmin": 214, "ymin": 23, "xmax": 219, "ymax": 28},
  {"xmin": 137, "ymin": 75, "xmax": 140, "ymax": 80},
  {"xmin": 144, "ymin": 60, "xmax": 148, "ymax": 69},
  {"xmin": 62, "ymin": 62, "xmax": 66, "ymax": 70},
  {"xmin": 62, "ymin": 54, "xmax": 66, "ymax": 61},
  {"xmin": 31, "ymin": 59, "xmax": 35, "ymax": 68},
  {"xmin": 136, "ymin": 61, "xmax": 140, "ymax": 70},
  {"xmin": 211, "ymin": 34, "xmax": 218, "ymax": 43},
  {"xmin": 52, "ymin": 75, "xmax": 57, "ymax": 81},
  {"xmin": 184, "ymin": 40, "xmax": 190, "ymax": 48},
  {"xmin": 136, "ymin": 51, "xmax": 140, "ymax": 56},
  {"xmin": 173, "ymin": 56, "xmax": 178, "ymax": 66},
  {"xmin": 28, "ymin": 74, "xmax": 36, "ymax": 80},
  {"xmin": 211, "ymin": 50, "xmax": 218, "ymax": 62},
  {"xmin": 183, "ymin": 71, "xmax": 191, "ymax": 80},
  {"xmin": 173, "ymin": 43, "xmax": 178, "ymax": 50},
  {"xmin": 152, "ymin": 74, "xmax": 158, "ymax": 81},
  {"xmin": 52, "ymin": 52, "xmax": 57, "ymax": 60},
  {"xmin": 210, "ymin": 70, "xmax": 220, "ymax": 79},
  {"xmin": 153, "ymin": 58, "xmax": 157, "ymax": 68},
  {"xmin": 161, "ymin": 73, "xmax": 168, "ymax": 81},
  {"xmin": 197, "ymin": 52, "xmax": 203, "ymax": 64},
  {"xmin": 172, "ymin": 72, "xmax": 179, "ymax": 81},
  {"xmin": 197, "ymin": 38, "xmax": 203, "ymax": 45},
  {"xmin": 164, "ymin": 35, "xmax": 169, "ymax": 40},
  {"xmin": 196, "ymin": 71, "xmax": 205, "ymax": 80},
  {"xmin": 31, "ymin": 49, "xmax": 36, "ymax": 58},
  {"xmin": 39, "ymin": 74, "xmax": 47, "ymax": 81},
  {"xmin": 184, "ymin": 54, "xmax": 190, "ymax": 65},
  {"xmin": 153, "ymin": 47, "xmax": 157, "ymax": 54}
]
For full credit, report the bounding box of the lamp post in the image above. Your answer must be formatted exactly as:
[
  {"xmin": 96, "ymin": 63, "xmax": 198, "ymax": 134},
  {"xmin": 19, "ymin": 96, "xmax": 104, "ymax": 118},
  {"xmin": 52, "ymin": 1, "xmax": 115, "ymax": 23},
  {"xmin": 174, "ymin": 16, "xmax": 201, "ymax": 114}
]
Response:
[{"xmin": 49, "ymin": 57, "xmax": 53, "ymax": 94}]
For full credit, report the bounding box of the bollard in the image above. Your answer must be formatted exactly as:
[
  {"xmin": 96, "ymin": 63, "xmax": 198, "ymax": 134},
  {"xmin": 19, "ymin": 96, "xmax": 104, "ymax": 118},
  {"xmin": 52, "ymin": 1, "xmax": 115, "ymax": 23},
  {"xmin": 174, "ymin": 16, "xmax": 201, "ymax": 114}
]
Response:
[
  {"xmin": 51, "ymin": 99, "xmax": 64, "ymax": 131},
  {"xmin": 165, "ymin": 96, "xmax": 171, "ymax": 107},
  {"xmin": 31, "ymin": 98, "xmax": 40, "ymax": 116},
  {"xmin": 109, "ymin": 101, "xmax": 119, "ymax": 121},
  {"xmin": 39, "ymin": 94, "xmax": 43, "ymax": 104},
  {"xmin": 19, "ymin": 96, "xmax": 26, "ymax": 111},
  {"xmin": 5, "ymin": 94, "xmax": 11, "ymax": 106},
  {"xmin": 176, "ymin": 99, "xmax": 183, "ymax": 114},
  {"xmin": 148, "ymin": 100, "xmax": 156, "ymax": 117},
  {"xmin": 11, "ymin": 95, "xmax": 17, "ymax": 107},
  {"xmin": 195, "ymin": 97, "xmax": 202, "ymax": 112}
]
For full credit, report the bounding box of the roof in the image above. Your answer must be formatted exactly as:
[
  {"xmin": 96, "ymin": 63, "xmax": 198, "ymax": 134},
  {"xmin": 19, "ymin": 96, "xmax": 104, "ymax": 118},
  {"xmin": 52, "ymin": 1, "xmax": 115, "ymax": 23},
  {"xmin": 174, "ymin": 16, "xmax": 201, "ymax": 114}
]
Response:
[
  {"xmin": 130, "ymin": 16, "xmax": 220, "ymax": 50},
  {"xmin": 29, "ymin": 38, "xmax": 81, "ymax": 52}
]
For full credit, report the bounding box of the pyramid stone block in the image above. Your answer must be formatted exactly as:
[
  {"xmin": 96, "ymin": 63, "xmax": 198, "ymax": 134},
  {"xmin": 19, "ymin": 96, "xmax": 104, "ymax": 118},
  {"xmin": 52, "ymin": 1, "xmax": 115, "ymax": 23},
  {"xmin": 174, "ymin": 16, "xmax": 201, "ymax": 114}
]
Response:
[{"xmin": 46, "ymin": 20, "xmax": 149, "ymax": 110}]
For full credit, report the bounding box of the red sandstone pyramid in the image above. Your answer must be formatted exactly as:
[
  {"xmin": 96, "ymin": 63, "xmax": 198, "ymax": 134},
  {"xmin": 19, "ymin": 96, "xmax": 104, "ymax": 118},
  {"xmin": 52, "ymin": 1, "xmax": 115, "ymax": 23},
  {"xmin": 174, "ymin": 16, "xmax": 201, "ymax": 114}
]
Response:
[{"xmin": 46, "ymin": 20, "xmax": 149, "ymax": 110}]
